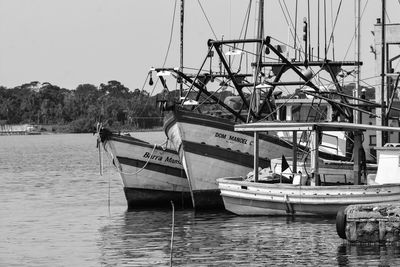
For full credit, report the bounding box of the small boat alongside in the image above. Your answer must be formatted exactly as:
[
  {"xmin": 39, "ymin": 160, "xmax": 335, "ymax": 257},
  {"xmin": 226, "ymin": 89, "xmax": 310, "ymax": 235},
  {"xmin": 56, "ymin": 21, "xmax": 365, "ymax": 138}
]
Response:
[
  {"xmin": 98, "ymin": 127, "xmax": 191, "ymax": 209},
  {"xmin": 218, "ymin": 122, "xmax": 400, "ymax": 217},
  {"xmin": 219, "ymin": 178, "xmax": 400, "ymax": 216}
]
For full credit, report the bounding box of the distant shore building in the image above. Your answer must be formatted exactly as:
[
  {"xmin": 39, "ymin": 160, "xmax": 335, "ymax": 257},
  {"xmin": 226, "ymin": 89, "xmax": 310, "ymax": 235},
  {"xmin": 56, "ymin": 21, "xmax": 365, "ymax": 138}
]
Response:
[{"xmin": 0, "ymin": 124, "xmax": 40, "ymax": 135}]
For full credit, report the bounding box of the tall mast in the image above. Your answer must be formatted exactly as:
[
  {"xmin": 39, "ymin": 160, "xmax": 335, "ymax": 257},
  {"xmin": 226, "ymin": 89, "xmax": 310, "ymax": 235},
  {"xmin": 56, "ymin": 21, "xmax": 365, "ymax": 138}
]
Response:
[
  {"xmin": 256, "ymin": 0, "xmax": 264, "ymax": 44},
  {"xmin": 353, "ymin": 0, "xmax": 362, "ymax": 185},
  {"xmin": 253, "ymin": 0, "xmax": 264, "ymax": 182},
  {"xmin": 253, "ymin": 0, "xmax": 264, "ymax": 115},
  {"xmin": 179, "ymin": 0, "xmax": 185, "ymax": 98},
  {"xmin": 354, "ymin": 0, "xmax": 361, "ymax": 124},
  {"xmin": 381, "ymin": 0, "xmax": 386, "ymax": 142},
  {"xmin": 376, "ymin": 0, "xmax": 386, "ymax": 147}
]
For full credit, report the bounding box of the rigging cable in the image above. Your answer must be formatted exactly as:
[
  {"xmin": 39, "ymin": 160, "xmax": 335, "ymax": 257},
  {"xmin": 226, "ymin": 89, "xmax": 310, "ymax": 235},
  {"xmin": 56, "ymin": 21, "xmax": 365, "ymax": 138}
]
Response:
[
  {"xmin": 236, "ymin": 0, "xmax": 253, "ymax": 71},
  {"xmin": 197, "ymin": 0, "xmax": 218, "ymax": 39},
  {"xmin": 225, "ymin": 0, "xmax": 253, "ymax": 74},
  {"xmin": 326, "ymin": 0, "xmax": 342, "ymax": 58},
  {"xmin": 294, "ymin": 0, "xmax": 298, "ymax": 60},
  {"xmin": 308, "ymin": 0, "xmax": 311, "ymax": 61},
  {"xmin": 161, "ymin": 0, "xmax": 178, "ymax": 68},
  {"xmin": 331, "ymin": 0, "xmax": 335, "ymax": 60},
  {"xmin": 136, "ymin": 0, "xmax": 178, "ymax": 117},
  {"xmin": 342, "ymin": 0, "xmax": 369, "ymax": 61},
  {"xmin": 278, "ymin": 0, "xmax": 305, "ymax": 60},
  {"xmin": 317, "ymin": 0, "xmax": 320, "ymax": 59},
  {"xmin": 324, "ymin": 0, "xmax": 327, "ymax": 59}
]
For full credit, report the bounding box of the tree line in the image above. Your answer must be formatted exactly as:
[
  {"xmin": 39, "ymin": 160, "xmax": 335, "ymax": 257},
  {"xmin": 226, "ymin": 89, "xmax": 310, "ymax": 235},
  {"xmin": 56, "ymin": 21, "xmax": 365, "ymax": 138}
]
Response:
[
  {"xmin": 0, "ymin": 80, "xmax": 163, "ymax": 133},
  {"xmin": 1, "ymin": 79, "xmax": 369, "ymax": 134}
]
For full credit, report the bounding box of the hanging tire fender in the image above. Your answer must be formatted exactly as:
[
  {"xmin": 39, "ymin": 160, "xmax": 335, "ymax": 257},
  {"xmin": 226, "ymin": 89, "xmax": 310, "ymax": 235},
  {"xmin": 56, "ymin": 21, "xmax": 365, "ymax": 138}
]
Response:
[{"xmin": 336, "ymin": 206, "xmax": 348, "ymax": 239}]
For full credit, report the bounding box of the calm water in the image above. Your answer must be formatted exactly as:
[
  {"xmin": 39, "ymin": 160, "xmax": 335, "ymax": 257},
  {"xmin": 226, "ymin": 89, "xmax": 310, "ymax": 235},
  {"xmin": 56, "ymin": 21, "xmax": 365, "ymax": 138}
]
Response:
[{"xmin": 1, "ymin": 132, "xmax": 400, "ymax": 266}]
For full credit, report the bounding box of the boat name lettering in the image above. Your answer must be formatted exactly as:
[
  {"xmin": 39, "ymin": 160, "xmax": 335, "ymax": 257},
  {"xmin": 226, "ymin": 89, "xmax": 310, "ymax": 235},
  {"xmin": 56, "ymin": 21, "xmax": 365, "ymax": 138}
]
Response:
[
  {"xmin": 215, "ymin": 132, "xmax": 248, "ymax": 144},
  {"xmin": 215, "ymin": 132, "xmax": 227, "ymax": 139},
  {"xmin": 228, "ymin": 135, "xmax": 248, "ymax": 144},
  {"xmin": 143, "ymin": 152, "xmax": 163, "ymax": 161},
  {"xmin": 164, "ymin": 156, "xmax": 181, "ymax": 165}
]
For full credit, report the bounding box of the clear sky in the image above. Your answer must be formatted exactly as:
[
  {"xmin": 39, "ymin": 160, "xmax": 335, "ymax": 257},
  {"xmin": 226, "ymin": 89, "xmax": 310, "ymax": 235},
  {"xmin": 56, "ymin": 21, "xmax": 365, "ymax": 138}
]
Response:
[{"xmin": 0, "ymin": 0, "xmax": 399, "ymax": 93}]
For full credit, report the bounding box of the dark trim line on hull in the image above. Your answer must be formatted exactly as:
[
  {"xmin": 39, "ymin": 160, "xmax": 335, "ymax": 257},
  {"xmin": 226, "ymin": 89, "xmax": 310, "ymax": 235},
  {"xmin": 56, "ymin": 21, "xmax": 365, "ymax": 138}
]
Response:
[
  {"xmin": 181, "ymin": 140, "xmax": 270, "ymax": 168},
  {"xmin": 164, "ymin": 110, "xmax": 292, "ymax": 149},
  {"xmin": 117, "ymin": 156, "xmax": 187, "ymax": 179},
  {"xmin": 124, "ymin": 187, "xmax": 192, "ymax": 209},
  {"xmin": 110, "ymin": 134, "xmax": 178, "ymax": 154},
  {"xmin": 165, "ymin": 109, "xmax": 349, "ymax": 161},
  {"xmin": 164, "ymin": 110, "xmax": 246, "ymax": 138},
  {"xmin": 222, "ymin": 195, "xmax": 339, "ymax": 217}
]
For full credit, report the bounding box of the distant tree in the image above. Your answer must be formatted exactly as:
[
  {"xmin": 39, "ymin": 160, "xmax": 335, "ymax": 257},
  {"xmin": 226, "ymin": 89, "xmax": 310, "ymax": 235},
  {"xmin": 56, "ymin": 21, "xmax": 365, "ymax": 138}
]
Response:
[
  {"xmin": 0, "ymin": 79, "xmax": 165, "ymax": 131},
  {"xmin": 99, "ymin": 80, "xmax": 130, "ymax": 98}
]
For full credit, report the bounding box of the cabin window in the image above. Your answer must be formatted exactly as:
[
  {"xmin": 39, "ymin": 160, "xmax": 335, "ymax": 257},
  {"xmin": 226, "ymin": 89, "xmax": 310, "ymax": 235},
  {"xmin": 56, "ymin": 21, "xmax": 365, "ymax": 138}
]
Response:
[
  {"xmin": 369, "ymin": 148, "xmax": 376, "ymax": 159},
  {"xmin": 278, "ymin": 107, "xmax": 287, "ymax": 121},
  {"xmin": 292, "ymin": 105, "xmax": 327, "ymax": 122},
  {"xmin": 369, "ymin": 135, "xmax": 376, "ymax": 146}
]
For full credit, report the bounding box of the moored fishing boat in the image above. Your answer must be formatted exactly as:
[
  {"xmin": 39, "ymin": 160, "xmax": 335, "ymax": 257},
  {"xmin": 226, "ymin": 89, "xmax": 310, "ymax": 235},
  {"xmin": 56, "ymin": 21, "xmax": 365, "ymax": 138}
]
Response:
[
  {"xmin": 219, "ymin": 177, "xmax": 400, "ymax": 216},
  {"xmin": 156, "ymin": 0, "xmax": 380, "ymax": 210},
  {"xmin": 163, "ymin": 109, "xmax": 294, "ymax": 209},
  {"xmin": 93, "ymin": 0, "xmax": 194, "ymax": 209},
  {"xmin": 98, "ymin": 128, "xmax": 191, "ymax": 209},
  {"xmin": 152, "ymin": 1, "xmax": 400, "ymax": 211},
  {"xmin": 160, "ymin": 33, "xmax": 361, "ymax": 209},
  {"xmin": 218, "ymin": 121, "xmax": 400, "ymax": 217},
  {"xmin": 163, "ymin": 105, "xmax": 348, "ymax": 209}
]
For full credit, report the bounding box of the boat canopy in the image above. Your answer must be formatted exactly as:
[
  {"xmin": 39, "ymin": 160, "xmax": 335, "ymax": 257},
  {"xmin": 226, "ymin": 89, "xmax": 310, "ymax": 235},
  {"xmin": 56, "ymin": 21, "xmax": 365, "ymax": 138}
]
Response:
[
  {"xmin": 235, "ymin": 121, "xmax": 400, "ymax": 186},
  {"xmin": 234, "ymin": 121, "xmax": 400, "ymax": 133}
]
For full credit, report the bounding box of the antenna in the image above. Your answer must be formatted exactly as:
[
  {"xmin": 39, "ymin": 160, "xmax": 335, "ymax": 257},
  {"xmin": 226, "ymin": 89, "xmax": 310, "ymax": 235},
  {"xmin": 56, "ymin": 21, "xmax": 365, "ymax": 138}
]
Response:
[
  {"xmin": 179, "ymin": 0, "xmax": 184, "ymax": 98},
  {"xmin": 307, "ymin": 0, "xmax": 311, "ymax": 61},
  {"xmin": 354, "ymin": 0, "xmax": 361, "ymax": 124},
  {"xmin": 294, "ymin": 0, "xmax": 298, "ymax": 61},
  {"xmin": 317, "ymin": 0, "xmax": 320, "ymax": 59},
  {"xmin": 303, "ymin": 17, "xmax": 309, "ymax": 67},
  {"xmin": 381, "ymin": 0, "xmax": 387, "ymax": 142},
  {"xmin": 324, "ymin": 0, "xmax": 327, "ymax": 59}
]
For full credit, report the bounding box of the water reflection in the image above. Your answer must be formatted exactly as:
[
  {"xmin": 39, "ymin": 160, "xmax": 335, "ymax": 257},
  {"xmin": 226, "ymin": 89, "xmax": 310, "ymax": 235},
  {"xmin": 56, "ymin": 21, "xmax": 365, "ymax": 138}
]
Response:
[
  {"xmin": 5, "ymin": 134, "xmax": 400, "ymax": 266},
  {"xmin": 97, "ymin": 211, "xmax": 350, "ymax": 266},
  {"xmin": 336, "ymin": 243, "xmax": 400, "ymax": 267}
]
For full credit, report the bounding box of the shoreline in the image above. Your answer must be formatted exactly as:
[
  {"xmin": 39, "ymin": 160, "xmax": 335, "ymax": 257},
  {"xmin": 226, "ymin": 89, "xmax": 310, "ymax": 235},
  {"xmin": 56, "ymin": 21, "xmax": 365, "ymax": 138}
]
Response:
[{"xmin": 0, "ymin": 123, "xmax": 163, "ymax": 135}]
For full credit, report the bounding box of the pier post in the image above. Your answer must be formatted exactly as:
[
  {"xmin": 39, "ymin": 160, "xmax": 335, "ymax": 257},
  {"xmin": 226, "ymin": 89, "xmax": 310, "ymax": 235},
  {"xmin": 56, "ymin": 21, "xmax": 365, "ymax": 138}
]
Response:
[
  {"xmin": 337, "ymin": 203, "xmax": 400, "ymax": 243},
  {"xmin": 292, "ymin": 130, "xmax": 297, "ymax": 174},
  {"xmin": 353, "ymin": 131, "xmax": 362, "ymax": 185},
  {"xmin": 310, "ymin": 128, "xmax": 320, "ymax": 186},
  {"xmin": 254, "ymin": 132, "xmax": 259, "ymax": 182}
]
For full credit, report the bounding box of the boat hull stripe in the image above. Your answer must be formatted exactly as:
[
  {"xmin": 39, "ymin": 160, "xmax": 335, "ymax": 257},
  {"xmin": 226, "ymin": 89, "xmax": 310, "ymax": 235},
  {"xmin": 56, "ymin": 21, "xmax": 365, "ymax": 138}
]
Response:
[
  {"xmin": 117, "ymin": 156, "xmax": 187, "ymax": 179},
  {"xmin": 110, "ymin": 135, "xmax": 177, "ymax": 154},
  {"xmin": 164, "ymin": 109, "xmax": 349, "ymax": 161},
  {"xmin": 124, "ymin": 187, "xmax": 192, "ymax": 209},
  {"xmin": 181, "ymin": 140, "xmax": 270, "ymax": 168},
  {"xmin": 164, "ymin": 110, "xmax": 292, "ymax": 147}
]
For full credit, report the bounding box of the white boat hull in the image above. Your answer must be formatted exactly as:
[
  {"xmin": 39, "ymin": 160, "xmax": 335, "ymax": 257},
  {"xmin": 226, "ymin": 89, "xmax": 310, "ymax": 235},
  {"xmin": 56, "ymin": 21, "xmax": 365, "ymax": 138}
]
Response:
[
  {"xmin": 164, "ymin": 110, "xmax": 330, "ymax": 209},
  {"xmin": 101, "ymin": 133, "xmax": 191, "ymax": 209},
  {"xmin": 218, "ymin": 177, "xmax": 400, "ymax": 216}
]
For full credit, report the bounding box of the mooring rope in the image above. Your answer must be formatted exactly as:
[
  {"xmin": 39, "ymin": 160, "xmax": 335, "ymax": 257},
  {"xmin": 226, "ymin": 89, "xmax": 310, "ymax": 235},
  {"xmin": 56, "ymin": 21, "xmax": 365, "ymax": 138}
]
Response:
[
  {"xmin": 101, "ymin": 138, "xmax": 177, "ymax": 184},
  {"xmin": 169, "ymin": 200, "xmax": 175, "ymax": 267},
  {"xmin": 105, "ymin": 143, "xmax": 157, "ymax": 176}
]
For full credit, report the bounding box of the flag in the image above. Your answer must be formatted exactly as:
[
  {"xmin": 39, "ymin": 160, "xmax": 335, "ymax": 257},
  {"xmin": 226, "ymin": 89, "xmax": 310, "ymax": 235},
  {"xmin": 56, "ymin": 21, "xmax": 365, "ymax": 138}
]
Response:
[{"xmin": 281, "ymin": 155, "xmax": 290, "ymax": 173}]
